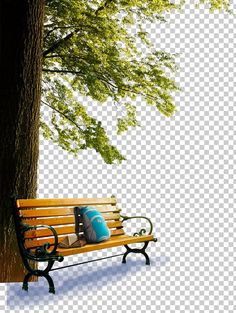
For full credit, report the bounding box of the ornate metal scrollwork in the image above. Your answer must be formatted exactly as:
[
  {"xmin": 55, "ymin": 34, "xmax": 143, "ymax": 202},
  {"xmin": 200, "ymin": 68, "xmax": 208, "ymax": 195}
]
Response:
[
  {"xmin": 19, "ymin": 222, "xmax": 64, "ymax": 262},
  {"xmin": 13, "ymin": 199, "xmax": 64, "ymax": 293},
  {"xmin": 133, "ymin": 228, "xmax": 147, "ymax": 237},
  {"xmin": 17, "ymin": 221, "xmax": 64, "ymax": 294},
  {"xmin": 120, "ymin": 215, "xmax": 154, "ymax": 236},
  {"xmin": 120, "ymin": 215, "xmax": 157, "ymax": 266}
]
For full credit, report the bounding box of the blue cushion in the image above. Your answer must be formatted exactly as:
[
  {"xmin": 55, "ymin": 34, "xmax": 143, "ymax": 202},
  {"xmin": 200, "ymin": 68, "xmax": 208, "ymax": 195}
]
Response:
[{"xmin": 79, "ymin": 206, "xmax": 111, "ymax": 243}]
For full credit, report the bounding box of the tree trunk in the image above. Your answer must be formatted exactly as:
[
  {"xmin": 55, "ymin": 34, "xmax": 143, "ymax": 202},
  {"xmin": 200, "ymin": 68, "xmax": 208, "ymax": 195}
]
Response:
[{"xmin": 0, "ymin": 0, "xmax": 45, "ymax": 282}]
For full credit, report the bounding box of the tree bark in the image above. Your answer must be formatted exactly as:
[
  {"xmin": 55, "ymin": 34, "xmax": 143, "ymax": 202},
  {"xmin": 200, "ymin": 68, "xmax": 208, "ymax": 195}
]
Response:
[{"xmin": 0, "ymin": 0, "xmax": 45, "ymax": 282}]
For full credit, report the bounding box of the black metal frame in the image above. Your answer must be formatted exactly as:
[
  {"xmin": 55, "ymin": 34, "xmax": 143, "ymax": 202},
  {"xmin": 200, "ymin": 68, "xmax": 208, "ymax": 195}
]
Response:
[
  {"xmin": 122, "ymin": 242, "xmax": 151, "ymax": 265},
  {"xmin": 120, "ymin": 214, "xmax": 157, "ymax": 265},
  {"xmin": 12, "ymin": 200, "xmax": 64, "ymax": 294},
  {"xmin": 13, "ymin": 199, "xmax": 157, "ymax": 294}
]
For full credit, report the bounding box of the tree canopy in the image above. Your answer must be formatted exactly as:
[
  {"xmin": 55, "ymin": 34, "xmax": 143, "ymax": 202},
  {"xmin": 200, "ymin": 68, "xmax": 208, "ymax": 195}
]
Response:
[{"xmin": 42, "ymin": 0, "xmax": 231, "ymax": 164}]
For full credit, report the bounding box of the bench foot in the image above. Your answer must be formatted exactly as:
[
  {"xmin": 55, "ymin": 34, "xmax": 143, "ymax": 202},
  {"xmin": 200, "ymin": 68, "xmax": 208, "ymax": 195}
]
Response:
[
  {"xmin": 22, "ymin": 271, "xmax": 56, "ymax": 294},
  {"xmin": 22, "ymin": 282, "xmax": 29, "ymax": 292},
  {"xmin": 22, "ymin": 272, "xmax": 33, "ymax": 292},
  {"xmin": 122, "ymin": 241, "xmax": 150, "ymax": 265},
  {"xmin": 44, "ymin": 273, "xmax": 55, "ymax": 294},
  {"xmin": 21, "ymin": 259, "xmax": 56, "ymax": 294}
]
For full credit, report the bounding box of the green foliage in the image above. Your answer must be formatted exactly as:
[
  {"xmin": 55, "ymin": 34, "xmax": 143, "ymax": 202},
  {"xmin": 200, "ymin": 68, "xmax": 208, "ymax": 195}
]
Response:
[
  {"xmin": 42, "ymin": 0, "xmax": 231, "ymax": 163},
  {"xmin": 117, "ymin": 103, "xmax": 139, "ymax": 134},
  {"xmin": 198, "ymin": 0, "xmax": 231, "ymax": 11}
]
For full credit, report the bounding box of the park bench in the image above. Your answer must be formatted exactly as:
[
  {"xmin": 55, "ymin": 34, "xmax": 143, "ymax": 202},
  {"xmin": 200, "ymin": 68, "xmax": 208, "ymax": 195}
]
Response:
[{"xmin": 14, "ymin": 196, "xmax": 157, "ymax": 294}]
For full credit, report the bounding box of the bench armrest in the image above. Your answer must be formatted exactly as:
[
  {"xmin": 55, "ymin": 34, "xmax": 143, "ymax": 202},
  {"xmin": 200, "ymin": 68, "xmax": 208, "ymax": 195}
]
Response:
[
  {"xmin": 18, "ymin": 222, "xmax": 64, "ymax": 262},
  {"xmin": 120, "ymin": 214, "xmax": 154, "ymax": 236}
]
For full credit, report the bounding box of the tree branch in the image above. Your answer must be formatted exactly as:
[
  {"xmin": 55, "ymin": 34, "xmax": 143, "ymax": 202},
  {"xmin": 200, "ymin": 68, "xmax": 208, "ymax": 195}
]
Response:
[
  {"xmin": 42, "ymin": 68, "xmax": 169, "ymax": 104},
  {"xmin": 95, "ymin": 0, "xmax": 114, "ymax": 15},
  {"xmin": 42, "ymin": 68, "xmax": 84, "ymax": 75},
  {"xmin": 43, "ymin": 22, "xmax": 101, "ymax": 58},
  {"xmin": 43, "ymin": 67, "xmax": 160, "ymax": 101},
  {"xmin": 41, "ymin": 100, "xmax": 84, "ymax": 132},
  {"xmin": 44, "ymin": 25, "xmax": 79, "ymax": 41},
  {"xmin": 43, "ymin": 31, "xmax": 76, "ymax": 57}
]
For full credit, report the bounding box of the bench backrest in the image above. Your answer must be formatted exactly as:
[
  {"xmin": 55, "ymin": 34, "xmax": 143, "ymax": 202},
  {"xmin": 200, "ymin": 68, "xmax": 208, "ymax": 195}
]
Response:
[{"xmin": 16, "ymin": 197, "xmax": 124, "ymax": 249}]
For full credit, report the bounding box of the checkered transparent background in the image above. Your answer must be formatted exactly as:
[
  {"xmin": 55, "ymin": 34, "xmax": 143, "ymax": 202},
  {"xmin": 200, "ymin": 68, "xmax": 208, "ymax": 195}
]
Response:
[{"xmin": 1, "ymin": 3, "xmax": 236, "ymax": 312}]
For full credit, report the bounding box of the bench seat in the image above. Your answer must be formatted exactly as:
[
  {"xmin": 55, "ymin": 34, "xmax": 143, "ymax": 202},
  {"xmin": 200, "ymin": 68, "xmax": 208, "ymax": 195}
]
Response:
[{"xmin": 42, "ymin": 234, "xmax": 155, "ymax": 257}]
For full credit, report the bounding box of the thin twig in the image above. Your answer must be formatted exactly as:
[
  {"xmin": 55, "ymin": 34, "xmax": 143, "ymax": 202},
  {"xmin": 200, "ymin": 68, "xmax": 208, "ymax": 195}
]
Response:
[{"xmin": 41, "ymin": 100, "xmax": 84, "ymax": 132}]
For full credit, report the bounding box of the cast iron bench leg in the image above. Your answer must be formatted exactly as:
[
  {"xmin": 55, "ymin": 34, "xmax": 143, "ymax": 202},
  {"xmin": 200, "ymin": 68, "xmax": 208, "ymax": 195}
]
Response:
[
  {"xmin": 22, "ymin": 259, "xmax": 56, "ymax": 294},
  {"xmin": 22, "ymin": 272, "xmax": 55, "ymax": 294},
  {"xmin": 122, "ymin": 241, "xmax": 150, "ymax": 265},
  {"xmin": 44, "ymin": 273, "xmax": 55, "ymax": 294},
  {"xmin": 22, "ymin": 273, "xmax": 32, "ymax": 291}
]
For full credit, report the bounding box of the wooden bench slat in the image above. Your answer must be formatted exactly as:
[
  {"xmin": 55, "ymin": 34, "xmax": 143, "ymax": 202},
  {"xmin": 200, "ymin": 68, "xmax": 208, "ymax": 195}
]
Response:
[
  {"xmin": 22, "ymin": 216, "xmax": 77, "ymax": 226},
  {"xmin": 17, "ymin": 197, "xmax": 116, "ymax": 208},
  {"xmin": 22, "ymin": 213, "xmax": 121, "ymax": 226},
  {"xmin": 34, "ymin": 234, "xmax": 154, "ymax": 256},
  {"xmin": 57, "ymin": 234, "xmax": 154, "ymax": 255},
  {"xmin": 20, "ymin": 208, "xmax": 75, "ymax": 218},
  {"xmin": 28, "ymin": 234, "xmax": 129, "ymax": 250},
  {"xmin": 111, "ymin": 228, "xmax": 124, "ymax": 236},
  {"xmin": 19, "ymin": 206, "xmax": 120, "ymax": 218},
  {"xmin": 24, "ymin": 228, "xmax": 125, "ymax": 248},
  {"xmin": 24, "ymin": 221, "xmax": 123, "ymax": 239},
  {"xmin": 25, "ymin": 236, "xmax": 72, "ymax": 249}
]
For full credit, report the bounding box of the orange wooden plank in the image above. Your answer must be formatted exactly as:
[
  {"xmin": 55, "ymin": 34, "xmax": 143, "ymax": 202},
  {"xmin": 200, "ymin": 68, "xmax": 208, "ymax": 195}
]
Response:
[
  {"xmin": 24, "ymin": 228, "xmax": 125, "ymax": 248},
  {"xmin": 56, "ymin": 234, "xmax": 155, "ymax": 256},
  {"xmin": 20, "ymin": 206, "xmax": 120, "ymax": 218},
  {"xmin": 22, "ymin": 216, "xmax": 76, "ymax": 226},
  {"xmin": 17, "ymin": 197, "xmax": 116, "ymax": 208},
  {"xmin": 29, "ymin": 234, "xmax": 155, "ymax": 256},
  {"xmin": 20, "ymin": 208, "xmax": 75, "ymax": 218},
  {"xmin": 24, "ymin": 221, "xmax": 123, "ymax": 239},
  {"xmin": 111, "ymin": 228, "xmax": 125, "ymax": 236},
  {"xmin": 22, "ymin": 212, "xmax": 121, "ymax": 227},
  {"xmin": 24, "ymin": 225, "xmax": 76, "ymax": 239}
]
